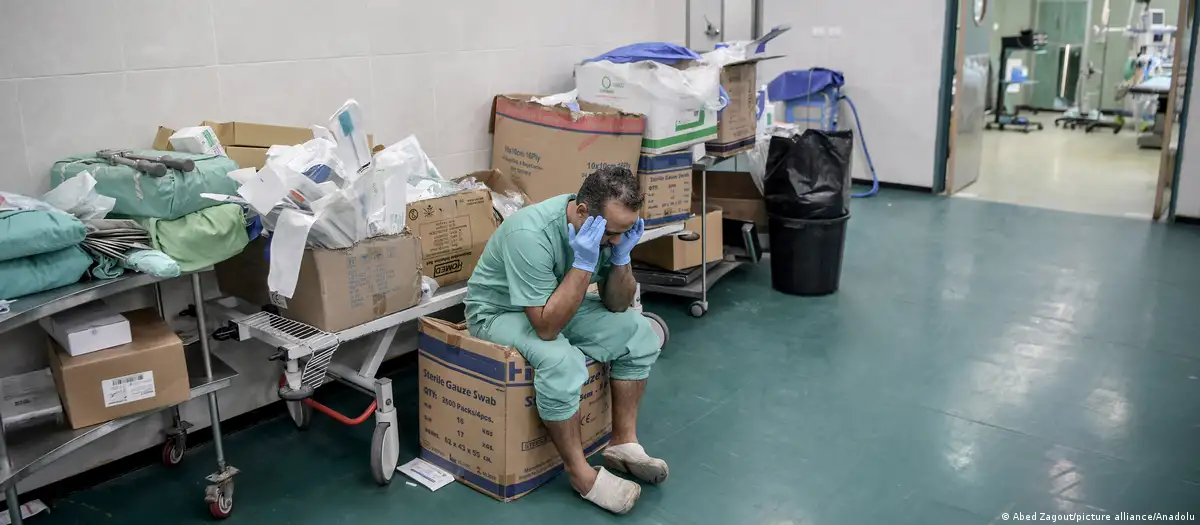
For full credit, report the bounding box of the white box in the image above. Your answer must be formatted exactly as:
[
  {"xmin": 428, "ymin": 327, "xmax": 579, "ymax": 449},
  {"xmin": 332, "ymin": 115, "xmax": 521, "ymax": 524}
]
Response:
[
  {"xmin": 575, "ymin": 60, "xmax": 722, "ymax": 154},
  {"xmin": 39, "ymin": 302, "xmax": 132, "ymax": 356},
  {"xmin": 169, "ymin": 126, "xmax": 225, "ymax": 156}
]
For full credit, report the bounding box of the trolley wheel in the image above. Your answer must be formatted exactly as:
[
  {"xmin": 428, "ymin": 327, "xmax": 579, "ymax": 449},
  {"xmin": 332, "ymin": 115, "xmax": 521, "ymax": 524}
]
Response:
[
  {"xmin": 207, "ymin": 483, "xmax": 234, "ymax": 519},
  {"xmin": 1112, "ymin": 126, "xmax": 1121, "ymax": 134},
  {"xmin": 642, "ymin": 312, "xmax": 669, "ymax": 348},
  {"xmin": 688, "ymin": 301, "xmax": 707, "ymax": 318},
  {"xmin": 286, "ymin": 400, "xmax": 312, "ymax": 431},
  {"xmin": 370, "ymin": 422, "xmax": 398, "ymax": 486},
  {"xmin": 161, "ymin": 435, "xmax": 186, "ymax": 467}
]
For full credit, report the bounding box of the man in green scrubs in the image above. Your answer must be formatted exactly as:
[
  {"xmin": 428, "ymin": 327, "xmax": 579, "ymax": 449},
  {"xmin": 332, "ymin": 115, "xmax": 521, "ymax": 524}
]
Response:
[{"xmin": 465, "ymin": 166, "xmax": 665, "ymax": 513}]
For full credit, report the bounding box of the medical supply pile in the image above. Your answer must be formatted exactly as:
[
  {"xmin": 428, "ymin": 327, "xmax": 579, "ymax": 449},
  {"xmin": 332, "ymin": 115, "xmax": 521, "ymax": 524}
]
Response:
[{"xmin": 0, "ymin": 35, "xmax": 791, "ymax": 507}]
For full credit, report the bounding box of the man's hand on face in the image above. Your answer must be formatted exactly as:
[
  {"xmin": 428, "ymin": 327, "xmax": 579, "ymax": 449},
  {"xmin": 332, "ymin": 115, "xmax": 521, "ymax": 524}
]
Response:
[
  {"xmin": 609, "ymin": 217, "xmax": 644, "ymax": 266},
  {"xmin": 569, "ymin": 215, "xmax": 608, "ymax": 273}
]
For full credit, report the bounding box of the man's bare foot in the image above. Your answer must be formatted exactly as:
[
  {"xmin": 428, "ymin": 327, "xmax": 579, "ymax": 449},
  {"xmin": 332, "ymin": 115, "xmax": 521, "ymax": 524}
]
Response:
[
  {"xmin": 602, "ymin": 443, "xmax": 669, "ymax": 484},
  {"xmin": 581, "ymin": 467, "xmax": 641, "ymax": 514},
  {"xmin": 568, "ymin": 464, "xmax": 599, "ymax": 495}
]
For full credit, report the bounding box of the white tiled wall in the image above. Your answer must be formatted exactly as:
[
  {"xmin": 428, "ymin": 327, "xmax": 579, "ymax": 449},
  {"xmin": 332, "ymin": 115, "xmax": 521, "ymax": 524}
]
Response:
[{"xmin": 0, "ymin": 0, "xmax": 687, "ymax": 197}]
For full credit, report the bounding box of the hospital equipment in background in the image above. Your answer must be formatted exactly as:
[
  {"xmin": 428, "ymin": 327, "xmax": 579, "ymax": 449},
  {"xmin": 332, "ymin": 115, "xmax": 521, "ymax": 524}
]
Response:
[{"xmin": 987, "ymin": 30, "xmax": 1048, "ymax": 133}]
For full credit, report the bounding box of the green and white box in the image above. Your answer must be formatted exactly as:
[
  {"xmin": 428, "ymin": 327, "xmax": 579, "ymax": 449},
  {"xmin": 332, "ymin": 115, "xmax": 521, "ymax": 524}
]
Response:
[{"xmin": 575, "ymin": 60, "xmax": 723, "ymax": 154}]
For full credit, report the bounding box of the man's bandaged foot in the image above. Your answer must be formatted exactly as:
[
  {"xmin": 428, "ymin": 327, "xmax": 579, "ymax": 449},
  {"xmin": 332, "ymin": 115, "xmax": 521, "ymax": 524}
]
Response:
[
  {"xmin": 603, "ymin": 443, "xmax": 669, "ymax": 484},
  {"xmin": 582, "ymin": 467, "xmax": 641, "ymax": 514}
]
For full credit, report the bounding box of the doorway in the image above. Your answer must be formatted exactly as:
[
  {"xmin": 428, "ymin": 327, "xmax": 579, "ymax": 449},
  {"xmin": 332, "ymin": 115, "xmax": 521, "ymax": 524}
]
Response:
[{"xmin": 937, "ymin": 0, "xmax": 1197, "ymax": 220}]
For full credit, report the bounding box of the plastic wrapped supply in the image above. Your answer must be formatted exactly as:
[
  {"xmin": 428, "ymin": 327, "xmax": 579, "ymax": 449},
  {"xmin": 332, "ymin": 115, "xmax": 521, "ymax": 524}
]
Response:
[
  {"xmin": 0, "ymin": 192, "xmax": 87, "ymax": 262},
  {"xmin": 374, "ymin": 135, "xmax": 454, "ymax": 204},
  {"xmin": 40, "ymin": 171, "xmax": 116, "ymax": 220}
]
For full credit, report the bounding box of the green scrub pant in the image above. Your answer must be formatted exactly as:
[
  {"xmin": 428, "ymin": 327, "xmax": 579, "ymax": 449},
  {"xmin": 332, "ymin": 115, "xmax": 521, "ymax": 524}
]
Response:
[{"xmin": 469, "ymin": 299, "xmax": 661, "ymax": 422}]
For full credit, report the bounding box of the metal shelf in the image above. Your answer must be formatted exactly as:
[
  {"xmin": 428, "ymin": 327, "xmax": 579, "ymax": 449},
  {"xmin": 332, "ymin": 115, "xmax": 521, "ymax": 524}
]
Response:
[
  {"xmin": 0, "ymin": 345, "xmax": 237, "ymax": 489},
  {"xmin": 639, "ymin": 259, "xmax": 745, "ymax": 299},
  {"xmin": 0, "ymin": 274, "xmax": 171, "ymax": 335}
]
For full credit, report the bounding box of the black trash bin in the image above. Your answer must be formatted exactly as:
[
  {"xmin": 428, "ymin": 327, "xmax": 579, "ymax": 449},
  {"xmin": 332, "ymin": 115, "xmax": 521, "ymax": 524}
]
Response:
[{"xmin": 768, "ymin": 213, "xmax": 850, "ymax": 296}]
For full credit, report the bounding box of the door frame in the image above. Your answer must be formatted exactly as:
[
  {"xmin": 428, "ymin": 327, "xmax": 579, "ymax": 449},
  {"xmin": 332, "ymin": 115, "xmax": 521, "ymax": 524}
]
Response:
[
  {"xmin": 932, "ymin": 0, "xmax": 961, "ymax": 194},
  {"xmin": 932, "ymin": 0, "xmax": 1200, "ymax": 221},
  {"xmin": 1165, "ymin": 0, "xmax": 1199, "ymax": 221}
]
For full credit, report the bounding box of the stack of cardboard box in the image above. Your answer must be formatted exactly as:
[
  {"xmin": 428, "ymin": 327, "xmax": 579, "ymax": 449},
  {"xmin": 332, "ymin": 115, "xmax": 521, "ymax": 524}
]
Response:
[{"xmin": 46, "ymin": 309, "xmax": 190, "ymax": 429}]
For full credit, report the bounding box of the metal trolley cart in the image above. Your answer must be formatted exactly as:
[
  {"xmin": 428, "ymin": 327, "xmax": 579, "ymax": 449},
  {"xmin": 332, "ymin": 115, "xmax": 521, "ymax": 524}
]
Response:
[
  {"xmin": 636, "ymin": 156, "xmax": 758, "ymax": 318},
  {"xmin": 206, "ymin": 234, "xmax": 674, "ymax": 485},
  {"xmin": 0, "ymin": 272, "xmax": 239, "ymax": 523}
]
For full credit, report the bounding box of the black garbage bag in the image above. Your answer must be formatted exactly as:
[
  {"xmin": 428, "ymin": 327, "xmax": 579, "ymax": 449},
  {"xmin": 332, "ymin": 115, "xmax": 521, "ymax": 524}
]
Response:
[{"xmin": 764, "ymin": 129, "xmax": 854, "ymax": 220}]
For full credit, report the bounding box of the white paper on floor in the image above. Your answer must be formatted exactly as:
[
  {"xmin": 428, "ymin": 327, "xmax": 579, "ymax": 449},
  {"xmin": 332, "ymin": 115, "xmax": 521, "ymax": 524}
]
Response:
[{"xmin": 397, "ymin": 458, "xmax": 454, "ymax": 491}]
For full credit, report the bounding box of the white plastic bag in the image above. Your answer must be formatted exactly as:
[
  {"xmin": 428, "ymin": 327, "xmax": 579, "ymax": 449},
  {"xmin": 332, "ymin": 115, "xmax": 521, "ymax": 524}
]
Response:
[
  {"xmin": 40, "ymin": 171, "xmax": 116, "ymax": 220},
  {"xmin": 373, "ymin": 135, "xmax": 453, "ymax": 204},
  {"xmin": 580, "ymin": 60, "xmax": 726, "ymax": 112}
]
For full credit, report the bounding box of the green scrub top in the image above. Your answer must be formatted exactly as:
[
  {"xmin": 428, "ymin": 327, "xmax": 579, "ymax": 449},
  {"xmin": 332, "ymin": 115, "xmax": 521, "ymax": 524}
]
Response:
[{"xmin": 464, "ymin": 193, "xmax": 612, "ymax": 327}]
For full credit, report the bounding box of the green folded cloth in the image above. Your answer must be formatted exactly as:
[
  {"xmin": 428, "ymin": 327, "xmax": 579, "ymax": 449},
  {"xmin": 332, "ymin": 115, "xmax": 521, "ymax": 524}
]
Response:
[{"xmin": 139, "ymin": 204, "xmax": 249, "ymax": 272}]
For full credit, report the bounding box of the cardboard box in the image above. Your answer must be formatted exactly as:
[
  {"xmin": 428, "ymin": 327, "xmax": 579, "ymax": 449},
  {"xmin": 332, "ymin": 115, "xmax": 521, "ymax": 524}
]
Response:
[
  {"xmin": 224, "ymin": 146, "xmax": 269, "ymax": 169},
  {"xmin": 152, "ymin": 126, "xmax": 176, "ymax": 151},
  {"xmin": 48, "ymin": 310, "xmax": 190, "ymax": 429},
  {"xmin": 632, "ymin": 205, "xmax": 723, "ymax": 271},
  {"xmin": 216, "ymin": 234, "xmax": 423, "ymax": 332},
  {"xmin": 575, "ymin": 62, "xmax": 719, "ymax": 154},
  {"xmin": 407, "ymin": 184, "xmax": 498, "ymax": 287},
  {"xmin": 490, "ymin": 94, "xmax": 645, "ymax": 204},
  {"xmin": 39, "ymin": 301, "xmax": 131, "ymax": 357},
  {"xmin": 706, "ymin": 57, "xmax": 781, "ymax": 158},
  {"xmin": 698, "ymin": 171, "xmax": 767, "ymax": 229},
  {"xmin": 169, "ymin": 126, "xmax": 225, "ymax": 156},
  {"xmin": 201, "ymin": 121, "xmax": 313, "ymax": 148},
  {"xmin": 417, "ymin": 318, "xmax": 611, "ymax": 501},
  {"xmin": 637, "ymin": 151, "xmax": 693, "ymax": 227}
]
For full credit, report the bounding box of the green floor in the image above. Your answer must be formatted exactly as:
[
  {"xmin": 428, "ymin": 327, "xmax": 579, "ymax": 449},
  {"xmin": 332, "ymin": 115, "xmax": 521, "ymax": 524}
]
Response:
[{"xmin": 36, "ymin": 190, "xmax": 1200, "ymax": 524}]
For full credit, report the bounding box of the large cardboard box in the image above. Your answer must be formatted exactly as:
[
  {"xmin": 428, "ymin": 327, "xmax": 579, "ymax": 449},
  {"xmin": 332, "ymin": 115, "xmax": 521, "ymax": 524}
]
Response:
[
  {"xmin": 490, "ymin": 94, "xmax": 645, "ymax": 204},
  {"xmin": 417, "ymin": 318, "xmax": 611, "ymax": 501},
  {"xmin": 632, "ymin": 206, "xmax": 723, "ymax": 271},
  {"xmin": 575, "ymin": 62, "xmax": 719, "ymax": 154},
  {"xmin": 407, "ymin": 184, "xmax": 498, "ymax": 287},
  {"xmin": 706, "ymin": 57, "xmax": 780, "ymax": 158},
  {"xmin": 224, "ymin": 146, "xmax": 269, "ymax": 169},
  {"xmin": 638, "ymin": 151, "xmax": 693, "ymax": 227},
  {"xmin": 699, "ymin": 171, "xmax": 767, "ymax": 229},
  {"xmin": 200, "ymin": 121, "xmax": 313, "ymax": 148},
  {"xmin": 216, "ymin": 234, "xmax": 423, "ymax": 332},
  {"xmin": 48, "ymin": 309, "xmax": 190, "ymax": 429}
]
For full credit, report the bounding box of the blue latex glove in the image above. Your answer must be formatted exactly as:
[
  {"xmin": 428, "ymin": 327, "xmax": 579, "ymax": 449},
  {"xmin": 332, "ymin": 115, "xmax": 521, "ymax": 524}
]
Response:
[
  {"xmin": 610, "ymin": 217, "xmax": 645, "ymax": 266},
  {"xmin": 568, "ymin": 216, "xmax": 607, "ymax": 273}
]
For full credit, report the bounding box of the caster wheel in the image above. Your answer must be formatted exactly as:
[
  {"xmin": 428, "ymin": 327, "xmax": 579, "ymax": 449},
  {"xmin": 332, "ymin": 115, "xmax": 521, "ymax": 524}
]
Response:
[
  {"xmin": 287, "ymin": 400, "xmax": 312, "ymax": 430},
  {"xmin": 370, "ymin": 422, "xmax": 398, "ymax": 486},
  {"xmin": 642, "ymin": 312, "xmax": 669, "ymax": 348},
  {"xmin": 162, "ymin": 435, "xmax": 186, "ymax": 467},
  {"xmin": 207, "ymin": 485, "xmax": 233, "ymax": 519},
  {"xmin": 688, "ymin": 301, "xmax": 707, "ymax": 318}
]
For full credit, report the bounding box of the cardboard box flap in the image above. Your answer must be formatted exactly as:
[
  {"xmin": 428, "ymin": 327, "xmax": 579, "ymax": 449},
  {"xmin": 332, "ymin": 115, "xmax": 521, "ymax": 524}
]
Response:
[
  {"xmin": 418, "ymin": 317, "xmax": 518, "ymax": 371},
  {"xmin": 459, "ymin": 169, "xmax": 531, "ymax": 205},
  {"xmin": 490, "ymin": 94, "xmax": 646, "ymax": 135},
  {"xmin": 720, "ymin": 54, "xmax": 785, "ymax": 68}
]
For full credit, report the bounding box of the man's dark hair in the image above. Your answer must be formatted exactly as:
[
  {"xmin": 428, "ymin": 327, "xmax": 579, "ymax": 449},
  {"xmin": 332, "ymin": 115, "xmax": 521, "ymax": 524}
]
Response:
[{"xmin": 577, "ymin": 165, "xmax": 644, "ymax": 215}]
